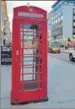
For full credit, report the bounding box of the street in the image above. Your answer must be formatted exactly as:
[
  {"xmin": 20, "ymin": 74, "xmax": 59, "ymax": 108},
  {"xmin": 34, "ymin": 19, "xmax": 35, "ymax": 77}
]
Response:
[
  {"xmin": 1, "ymin": 53, "xmax": 75, "ymax": 108},
  {"xmin": 49, "ymin": 52, "xmax": 75, "ymax": 65}
]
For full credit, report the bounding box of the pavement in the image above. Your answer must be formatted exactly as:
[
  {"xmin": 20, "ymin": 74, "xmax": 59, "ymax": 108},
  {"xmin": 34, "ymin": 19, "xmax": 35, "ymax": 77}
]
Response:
[{"xmin": 1, "ymin": 54, "xmax": 75, "ymax": 108}]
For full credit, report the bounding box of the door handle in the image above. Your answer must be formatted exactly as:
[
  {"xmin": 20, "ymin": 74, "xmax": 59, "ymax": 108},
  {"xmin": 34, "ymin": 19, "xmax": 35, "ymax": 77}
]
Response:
[{"xmin": 16, "ymin": 50, "xmax": 19, "ymax": 55}]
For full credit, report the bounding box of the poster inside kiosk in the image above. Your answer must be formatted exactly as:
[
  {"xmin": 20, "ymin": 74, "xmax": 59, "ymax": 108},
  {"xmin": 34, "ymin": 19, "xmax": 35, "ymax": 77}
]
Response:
[{"xmin": 11, "ymin": 6, "xmax": 48, "ymax": 104}]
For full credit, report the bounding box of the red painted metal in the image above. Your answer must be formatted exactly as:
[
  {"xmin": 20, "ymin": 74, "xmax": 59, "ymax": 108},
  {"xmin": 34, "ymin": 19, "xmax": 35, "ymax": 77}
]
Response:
[{"xmin": 11, "ymin": 6, "xmax": 48, "ymax": 104}]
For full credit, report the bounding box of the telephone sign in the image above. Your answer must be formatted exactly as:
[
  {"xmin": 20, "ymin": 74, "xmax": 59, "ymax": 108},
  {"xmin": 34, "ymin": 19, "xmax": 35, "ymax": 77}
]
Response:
[
  {"xmin": 18, "ymin": 12, "xmax": 44, "ymax": 18},
  {"xmin": 11, "ymin": 6, "xmax": 48, "ymax": 104}
]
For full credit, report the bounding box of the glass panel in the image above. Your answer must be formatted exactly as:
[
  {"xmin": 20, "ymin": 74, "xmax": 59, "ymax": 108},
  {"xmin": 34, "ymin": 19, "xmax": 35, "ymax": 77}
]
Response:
[
  {"xmin": 20, "ymin": 73, "xmax": 40, "ymax": 81},
  {"xmin": 23, "ymin": 57, "xmax": 35, "ymax": 61},
  {"xmin": 23, "ymin": 60, "xmax": 33, "ymax": 65},
  {"xmin": 23, "ymin": 67, "xmax": 36, "ymax": 73},
  {"xmin": 24, "ymin": 49, "xmax": 33, "ymax": 55},
  {"xmin": 23, "ymin": 40, "xmax": 38, "ymax": 48},
  {"xmin": 23, "ymin": 75, "xmax": 33, "ymax": 81},
  {"xmin": 24, "ymin": 33, "xmax": 33, "ymax": 40},
  {"xmin": 23, "ymin": 58, "xmax": 36, "ymax": 65},
  {"xmin": 23, "ymin": 49, "xmax": 40, "ymax": 55},
  {"xmin": 24, "ymin": 31, "xmax": 35, "ymax": 35},
  {"xmin": 24, "ymin": 24, "xmax": 39, "ymax": 30},
  {"xmin": 23, "ymin": 74, "xmax": 38, "ymax": 81},
  {"xmin": 23, "ymin": 65, "xmax": 42, "ymax": 73}
]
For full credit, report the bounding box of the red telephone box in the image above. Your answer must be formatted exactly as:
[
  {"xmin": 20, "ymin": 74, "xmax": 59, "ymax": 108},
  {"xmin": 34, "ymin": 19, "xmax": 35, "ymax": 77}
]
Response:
[{"xmin": 11, "ymin": 5, "xmax": 48, "ymax": 104}]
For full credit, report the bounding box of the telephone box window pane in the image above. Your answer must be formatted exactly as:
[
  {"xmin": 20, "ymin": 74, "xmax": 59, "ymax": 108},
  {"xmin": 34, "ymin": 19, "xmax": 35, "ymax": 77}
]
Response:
[
  {"xmin": 24, "ymin": 41, "xmax": 32, "ymax": 47},
  {"xmin": 24, "ymin": 24, "xmax": 39, "ymax": 30},
  {"xmin": 20, "ymin": 73, "xmax": 40, "ymax": 81},
  {"xmin": 24, "ymin": 34, "xmax": 33, "ymax": 40},
  {"xmin": 23, "ymin": 67, "xmax": 36, "ymax": 73},
  {"xmin": 24, "ymin": 49, "xmax": 33, "ymax": 55},
  {"xmin": 24, "ymin": 31, "xmax": 34, "ymax": 35},
  {"xmin": 22, "ymin": 65, "xmax": 42, "ymax": 74},
  {"xmin": 23, "ymin": 75, "xmax": 32, "ymax": 81},
  {"xmin": 23, "ymin": 57, "xmax": 34, "ymax": 61},
  {"xmin": 23, "ymin": 59, "xmax": 36, "ymax": 65},
  {"xmin": 23, "ymin": 75, "xmax": 33, "ymax": 81},
  {"xmin": 23, "ymin": 49, "xmax": 41, "ymax": 55},
  {"xmin": 23, "ymin": 41, "xmax": 38, "ymax": 48},
  {"xmin": 23, "ymin": 60, "xmax": 34, "ymax": 65},
  {"xmin": 24, "ymin": 32, "xmax": 37, "ymax": 36},
  {"xmin": 24, "ymin": 31, "xmax": 36, "ymax": 36},
  {"xmin": 24, "ymin": 24, "xmax": 31, "ymax": 30},
  {"xmin": 23, "ymin": 57, "xmax": 42, "ymax": 65}
]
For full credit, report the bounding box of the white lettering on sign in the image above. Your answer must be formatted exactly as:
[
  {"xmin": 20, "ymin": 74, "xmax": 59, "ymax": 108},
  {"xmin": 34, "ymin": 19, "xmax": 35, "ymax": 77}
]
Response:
[{"xmin": 18, "ymin": 12, "xmax": 43, "ymax": 18}]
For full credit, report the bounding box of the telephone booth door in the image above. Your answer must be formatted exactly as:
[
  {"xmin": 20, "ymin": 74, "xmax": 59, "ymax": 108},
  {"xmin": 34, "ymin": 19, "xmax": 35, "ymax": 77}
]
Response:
[{"xmin": 11, "ymin": 6, "xmax": 48, "ymax": 104}]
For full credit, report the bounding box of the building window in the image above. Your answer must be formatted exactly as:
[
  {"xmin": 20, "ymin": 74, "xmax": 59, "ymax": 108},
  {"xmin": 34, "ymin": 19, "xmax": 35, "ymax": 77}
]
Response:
[
  {"xmin": 56, "ymin": 19, "xmax": 57, "ymax": 23},
  {"xmin": 73, "ymin": 9, "xmax": 75, "ymax": 14},
  {"xmin": 56, "ymin": 13, "xmax": 58, "ymax": 18},
  {"xmin": 54, "ymin": 20, "xmax": 56, "ymax": 24},
  {"xmin": 61, "ymin": 16, "xmax": 63, "ymax": 20},
  {"xmin": 73, "ymin": 28, "xmax": 75, "ymax": 33},
  {"xmin": 58, "ymin": 12, "xmax": 60, "ymax": 16},
  {"xmin": 51, "ymin": 16, "xmax": 53, "ymax": 20},
  {"xmin": 73, "ymin": 22, "xmax": 75, "ymax": 27},
  {"xmin": 73, "ymin": 16, "xmax": 75, "ymax": 20},
  {"xmin": 58, "ymin": 17, "xmax": 60, "ymax": 22},
  {"xmin": 55, "ymin": 14, "xmax": 57, "ymax": 18},
  {"xmin": 60, "ymin": 9, "xmax": 63, "ymax": 15},
  {"xmin": 52, "ymin": 16, "xmax": 54, "ymax": 21},
  {"xmin": 65, "ymin": 1, "xmax": 74, "ymax": 5},
  {"xmin": 73, "ymin": 35, "xmax": 75, "ymax": 39},
  {"xmin": 57, "ymin": 18, "xmax": 59, "ymax": 23},
  {"xmin": 54, "ymin": 20, "xmax": 55, "ymax": 24},
  {"xmin": 50, "ymin": 16, "xmax": 52, "ymax": 21}
]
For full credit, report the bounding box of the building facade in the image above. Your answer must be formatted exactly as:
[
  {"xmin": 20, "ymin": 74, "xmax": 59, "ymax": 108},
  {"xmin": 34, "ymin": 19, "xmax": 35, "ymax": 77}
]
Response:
[
  {"xmin": 48, "ymin": 0, "xmax": 75, "ymax": 45},
  {"xmin": 1, "ymin": 4, "xmax": 4, "ymax": 42},
  {"xmin": 1, "ymin": 0, "xmax": 11, "ymax": 46}
]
